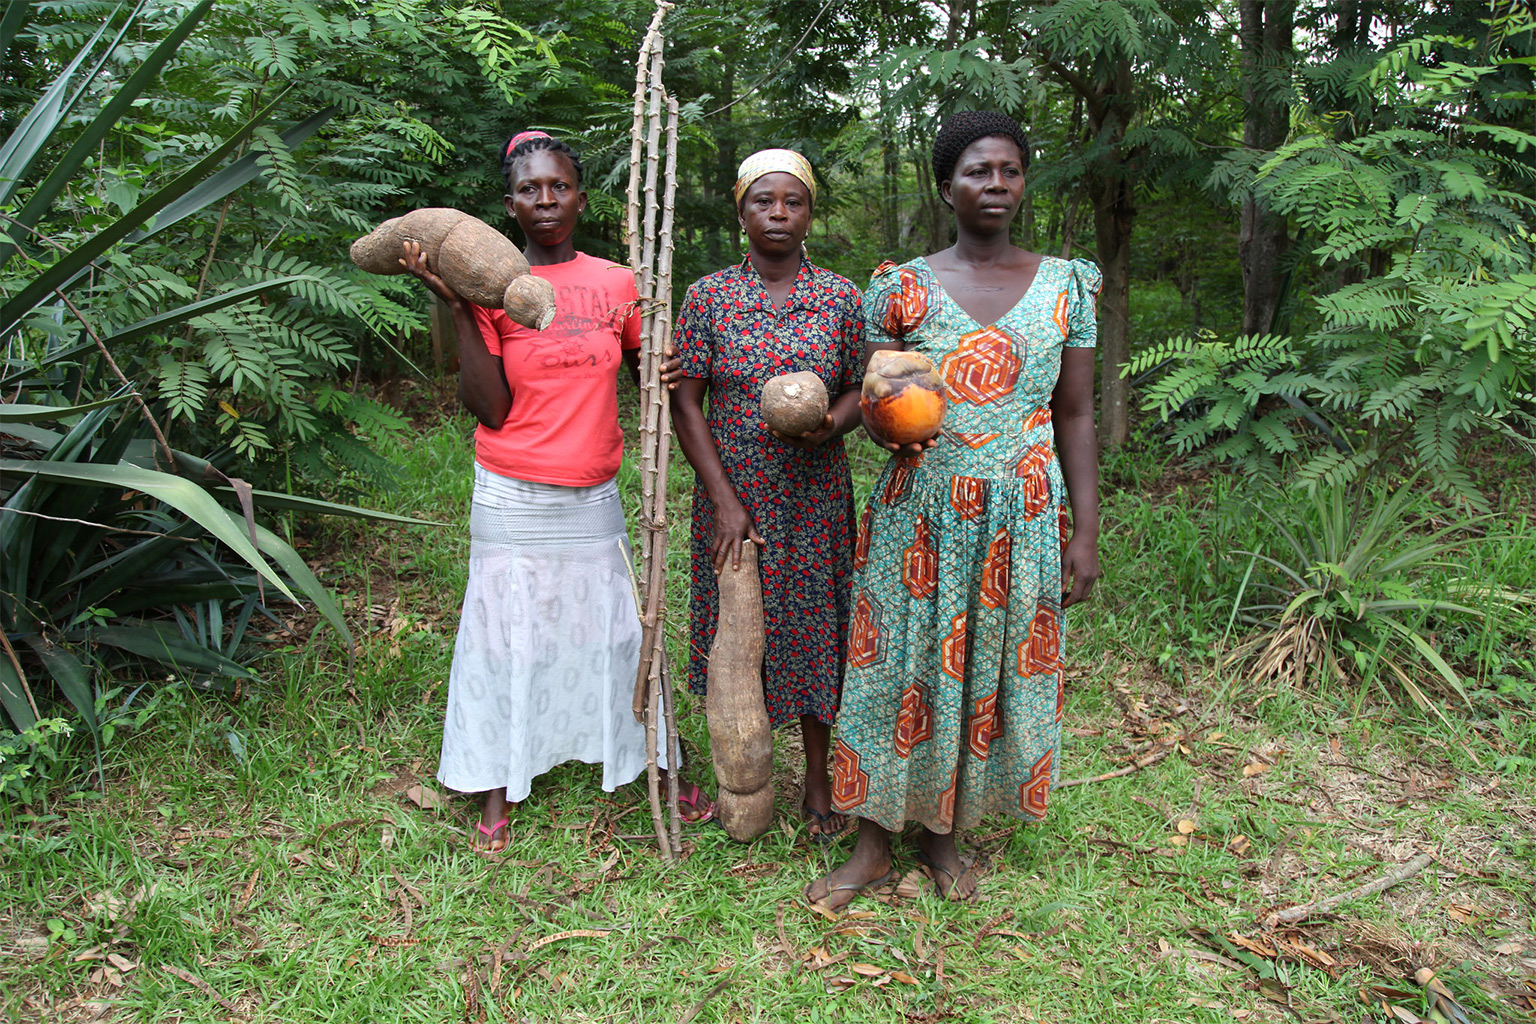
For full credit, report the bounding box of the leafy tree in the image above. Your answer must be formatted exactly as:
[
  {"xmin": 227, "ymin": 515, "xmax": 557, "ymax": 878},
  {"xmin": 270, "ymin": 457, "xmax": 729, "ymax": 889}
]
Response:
[
  {"xmin": 5, "ymin": 0, "xmax": 564, "ymax": 493},
  {"xmin": 1134, "ymin": 13, "xmax": 1536, "ymax": 504}
]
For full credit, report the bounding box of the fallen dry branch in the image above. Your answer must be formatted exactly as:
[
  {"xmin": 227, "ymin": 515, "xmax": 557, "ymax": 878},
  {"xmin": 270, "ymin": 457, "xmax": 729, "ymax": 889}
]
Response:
[
  {"xmin": 678, "ymin": 977, "xmax": 732, "ymax": 1024},
  {"xmin": 1262, "ymin": 851, "xmax": 1435, "ymax": 929},
  {"xmin": 160, "ymin": 963, "xmax": 241, "ymax": 1015},
  {"xmin": 1056, "ymin": 739, "xmax": 1176, "ymax": 788}
]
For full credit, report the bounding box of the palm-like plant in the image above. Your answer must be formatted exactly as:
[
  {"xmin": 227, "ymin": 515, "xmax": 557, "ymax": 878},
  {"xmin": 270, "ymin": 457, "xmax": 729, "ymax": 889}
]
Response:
[
  {"xmin": 1224, "ymin": 478, "xmax": 1524, "ymax": 723},
  {"xmin": 0, "ymin": 3, "xmax": 425, "ymax": 749}
]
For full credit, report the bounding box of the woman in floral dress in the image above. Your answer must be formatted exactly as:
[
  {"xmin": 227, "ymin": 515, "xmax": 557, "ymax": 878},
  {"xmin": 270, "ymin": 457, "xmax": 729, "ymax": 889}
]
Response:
[
  {"xmin": 671, "ymin": 149, "xmax": 865, "ymax": 840},
  {"xmin": 808, "ymin": 112, "xmax": 1103, "ymax": 907}
]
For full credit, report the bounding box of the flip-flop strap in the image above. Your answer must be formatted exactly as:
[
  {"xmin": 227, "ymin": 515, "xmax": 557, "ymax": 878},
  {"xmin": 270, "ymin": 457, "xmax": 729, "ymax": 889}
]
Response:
[{"xmin": 476, "ymin": 817, "xmax": 510, "ymax": 838}]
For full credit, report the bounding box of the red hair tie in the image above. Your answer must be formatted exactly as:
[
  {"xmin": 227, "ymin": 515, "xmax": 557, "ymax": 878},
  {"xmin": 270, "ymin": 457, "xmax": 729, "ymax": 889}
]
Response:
[{"xmin": 505, "ymin": 130, "xmax": 552, "ymax": 157}]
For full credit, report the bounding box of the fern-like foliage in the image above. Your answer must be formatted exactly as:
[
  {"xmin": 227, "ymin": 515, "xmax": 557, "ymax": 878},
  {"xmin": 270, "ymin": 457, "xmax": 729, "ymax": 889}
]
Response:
[{"xmin": 1138, "ymin": 15, "xmax": 1536, "ymax": 507}]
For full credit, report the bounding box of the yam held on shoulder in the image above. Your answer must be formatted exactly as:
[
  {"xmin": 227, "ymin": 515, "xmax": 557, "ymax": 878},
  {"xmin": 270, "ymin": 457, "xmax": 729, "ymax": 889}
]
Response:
[
  {"xmin": 760, "ymin": 370, "xmax": 829, "ymax": 436},
  {"xmin": 350, "ymin": 208, "xmax": 555, "ymax": 331}
]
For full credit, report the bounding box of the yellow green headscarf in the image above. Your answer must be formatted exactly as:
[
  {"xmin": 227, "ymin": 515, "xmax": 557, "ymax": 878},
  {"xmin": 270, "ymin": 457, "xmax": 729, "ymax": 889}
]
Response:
[{"xmin": 733, "ymin": 148, "xmax": 817, "ymax": 205}]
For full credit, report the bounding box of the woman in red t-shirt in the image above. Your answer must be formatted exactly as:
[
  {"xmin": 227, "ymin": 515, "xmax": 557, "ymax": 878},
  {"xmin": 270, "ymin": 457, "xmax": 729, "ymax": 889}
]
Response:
[{"xmin": 402, "ymin": 131, "xmax": 705, "ymax": 851}]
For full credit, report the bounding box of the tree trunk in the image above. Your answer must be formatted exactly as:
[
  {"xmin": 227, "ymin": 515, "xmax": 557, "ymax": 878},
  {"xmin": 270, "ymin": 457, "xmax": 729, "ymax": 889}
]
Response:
[
  {"xmin": 1090, "ymin": 168, "xmax": 1133, "ymax": 448},
  {"xmin": 1086, "ymin": 65, "xmax": 1135, "ymax": 448},
  {"xmin": 1238, "ymin": 0, "xmax": 1295, "ymax": 337},
  {"xmin": 877, "ymin": 1, "xmax": 900, "ymax": 250},
  {"xmin": 915, "ymin": 156, "xmax": 948, "ymax": 252}
]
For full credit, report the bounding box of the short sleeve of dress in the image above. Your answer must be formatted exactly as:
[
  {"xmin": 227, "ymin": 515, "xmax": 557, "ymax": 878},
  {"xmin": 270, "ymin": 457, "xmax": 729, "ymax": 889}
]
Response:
[
  {"xmin": 674, "ymin": 281, "xmax": 713, "ymax": 378},
  {"xmin": 837, "ymin": 283, "xmax": 866, "ymax": 392},
  {"xmin": 1064, "ymin": 258, "xmax": 1103, "ymax": 349},
  {"xmin": 863, "ymin": 259, "xmax": 935, "ymax": 349}
]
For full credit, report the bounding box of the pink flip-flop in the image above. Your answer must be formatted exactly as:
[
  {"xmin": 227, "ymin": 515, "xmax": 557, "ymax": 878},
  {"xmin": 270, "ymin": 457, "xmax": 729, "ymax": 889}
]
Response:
[
  {"xmin": 474, "ymin": 816, "xmax": 510, "ymax": 852},
  {"xmin": 676, "ymin": 782, "xmax": 714, "ymax": 825}
]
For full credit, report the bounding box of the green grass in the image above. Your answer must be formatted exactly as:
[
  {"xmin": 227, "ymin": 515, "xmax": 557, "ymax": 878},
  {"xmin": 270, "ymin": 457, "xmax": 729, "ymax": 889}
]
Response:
[{"xmin": 3, "ymin": 383, "xmax": 1534, "ymax": 1022}]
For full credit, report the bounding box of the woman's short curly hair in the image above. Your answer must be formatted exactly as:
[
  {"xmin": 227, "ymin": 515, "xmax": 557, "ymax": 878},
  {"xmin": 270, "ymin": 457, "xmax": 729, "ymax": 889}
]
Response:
[
  {"xmin": 501, "ymin": 134, "xmax": 584, "ymax": 190},
  {"xmin": 931, "ymin": 111, "xmax": 1030, "ymax": 194}
]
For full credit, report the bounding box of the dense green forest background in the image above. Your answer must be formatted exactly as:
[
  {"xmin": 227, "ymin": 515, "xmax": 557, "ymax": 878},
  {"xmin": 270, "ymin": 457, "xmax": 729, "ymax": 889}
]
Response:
[
  {"xmin": 4, "ymin": 7, "xmax": 1536, "ymax": 1020},
  {"xmin": 2, "ymin": 0, "xmax": 1534, "ymax": 766}
]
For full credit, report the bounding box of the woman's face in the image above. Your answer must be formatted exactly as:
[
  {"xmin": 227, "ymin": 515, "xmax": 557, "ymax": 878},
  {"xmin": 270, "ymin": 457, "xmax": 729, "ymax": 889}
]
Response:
[
  {"xmin": 504, "ymin": 149, "xmax": 586, "ymax": 248},
  {"xmin": 737, "ymin": 172, "xmax": 812, "ymax": 259},
  {"xmin": 941, "ymin": 135, "xmax": 1025, "ymax": 229}
]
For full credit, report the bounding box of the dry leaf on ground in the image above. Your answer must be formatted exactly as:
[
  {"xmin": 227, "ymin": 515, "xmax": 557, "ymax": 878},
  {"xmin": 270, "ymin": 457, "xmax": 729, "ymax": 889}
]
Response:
[{"xmin": 403, "ymin": 784, "xmax": 448, "ymax": 811}]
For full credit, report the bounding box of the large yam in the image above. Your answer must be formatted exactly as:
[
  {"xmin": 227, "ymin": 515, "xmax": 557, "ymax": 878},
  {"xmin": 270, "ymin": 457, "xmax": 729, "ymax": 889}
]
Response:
[
  {"xmin": 715, "ymin": 785, "xmax": 775, "ymax": 841},
  {"xmin": 705, "ymin": 541, "xmax": 773, "ymax": 839},
  {"xmin": 503, "ymin": 274, "xmax": 557, "ymax": 332},
  {"xmin": 760, "ymin": 370, "xmax": 829, "ymax": 436},
  {"xmin": 349, "ymin": 208, "xmax": 469, "ymax": 275},
  {"xmin": 436, "ymin": 217, "xmax": 533, "ymax": 308}
]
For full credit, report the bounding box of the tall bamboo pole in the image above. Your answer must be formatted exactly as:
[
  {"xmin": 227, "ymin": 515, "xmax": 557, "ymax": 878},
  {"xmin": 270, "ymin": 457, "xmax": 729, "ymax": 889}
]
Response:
[
  {"xmin": 657, "ymin": 94, "xmax": 682, "ymax": 853},
  {"xmin": 626, "ymin": 0, "xmax": 677, "ymax": 860}
]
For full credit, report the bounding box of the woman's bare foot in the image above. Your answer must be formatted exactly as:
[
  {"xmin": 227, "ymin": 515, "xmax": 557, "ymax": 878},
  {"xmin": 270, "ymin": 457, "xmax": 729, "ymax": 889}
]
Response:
[
  {"xmin": 805, "ymin": 819, "xmax": 895, "ymax": 912},
  {"xmin": 916, "ymin": 828, "xmax": 978, "ymax": 901},
  {"xmin": 473, "ymin": 788, "xmax": 512, "ymax": 852}
]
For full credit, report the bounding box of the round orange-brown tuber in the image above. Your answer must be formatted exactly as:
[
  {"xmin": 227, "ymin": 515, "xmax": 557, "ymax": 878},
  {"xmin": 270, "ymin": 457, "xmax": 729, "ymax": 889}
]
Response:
[
  {"xmin": 861, "ymin": 349, "xmax": 947, "ymax": 445},
  {"xmin": 760, "ymin": 371, "xmax": 829, "ymax": 436}
]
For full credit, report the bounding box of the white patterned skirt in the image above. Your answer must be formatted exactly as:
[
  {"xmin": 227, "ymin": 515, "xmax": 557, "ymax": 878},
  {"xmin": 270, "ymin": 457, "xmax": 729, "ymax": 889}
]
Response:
[{"xmin": 436, "ymin": 465, "xmax": 660, "ymax": 801}]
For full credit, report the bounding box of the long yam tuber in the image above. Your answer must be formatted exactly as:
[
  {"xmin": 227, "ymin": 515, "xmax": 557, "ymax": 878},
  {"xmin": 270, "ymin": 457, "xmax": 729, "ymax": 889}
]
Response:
[
  {"xmin": 705, "ymin": 541, "xmax": 774, "ymax": 840},
  {"xmin": 350, "ymin": 208, "xmax": 554, "ymax": 330},
  {"xmin": 715, "ymin": 785, "xmax": 775, "ymax": 838}
]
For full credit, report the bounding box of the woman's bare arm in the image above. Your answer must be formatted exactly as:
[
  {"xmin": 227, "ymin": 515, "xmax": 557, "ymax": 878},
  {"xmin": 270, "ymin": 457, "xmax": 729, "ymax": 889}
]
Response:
[
  {"xmin": 670, "ymin": 377, "xmax": 764, "ymax": 570},
  {"xmin": 398, "ymin": 240, "xmax": 512, "ymax": 429},
  {"xmin": 1051, "ymin": 346, "xmax": 1101, "ymax": 607}
]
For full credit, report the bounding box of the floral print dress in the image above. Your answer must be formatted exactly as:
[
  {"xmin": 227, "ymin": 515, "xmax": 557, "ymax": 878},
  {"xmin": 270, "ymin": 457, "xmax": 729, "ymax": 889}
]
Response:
[
  {"xmin": 674, "ymin": 257, "xmax": 865, "ymax": 727},
  {"xmin": 830, "ymin": 255, "xmax": 1101, "ymax": 832}
]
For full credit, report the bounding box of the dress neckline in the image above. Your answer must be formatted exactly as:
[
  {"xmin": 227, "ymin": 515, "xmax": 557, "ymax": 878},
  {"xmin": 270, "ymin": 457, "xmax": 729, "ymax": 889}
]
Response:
[
  {"xmin": 915, "ymin": 254, "xmax": 1049, "ymax": 329},
  {"xmin": 741, "ymin": 254, "xmax": 809, "ymax": 314}
]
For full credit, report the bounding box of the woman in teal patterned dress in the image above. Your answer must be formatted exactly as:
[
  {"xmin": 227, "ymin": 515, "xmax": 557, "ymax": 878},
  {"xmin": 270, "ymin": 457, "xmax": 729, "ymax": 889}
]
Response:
[{"xmin": 807, "ymin": 111, "xmax": 1102, "ymax": 909}]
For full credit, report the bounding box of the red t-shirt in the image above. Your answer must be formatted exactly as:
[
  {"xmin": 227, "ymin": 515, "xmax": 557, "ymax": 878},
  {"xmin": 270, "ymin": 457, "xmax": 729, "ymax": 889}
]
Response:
[{"xmin": 472, "ymin": 252, "xmax": 642, "ymax": 486}]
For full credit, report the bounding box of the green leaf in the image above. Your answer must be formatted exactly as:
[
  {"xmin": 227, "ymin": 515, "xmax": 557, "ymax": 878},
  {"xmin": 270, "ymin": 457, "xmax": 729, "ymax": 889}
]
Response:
[
  {"xmin": 0, "ymin": 85, "xmax": 294, "ymax": 343},
  {"xmin": 100, "ymin": 276, "xmax": 321, "ymax": 346},
  {"xmin": 89, "ymin": 624, "xmax": 254, "ymax": 680},
  {"xmin": 0, "ymin": 5, "xmax": 133, "ymax": 212},
  {"xmin": 1380, "ymin": 617, "xmax": 1472, "ymax": 706},
  {"xmin": 242, "ymin": 515, "xmax": 353, "ymax": 653},
  {"xmin": 19, "ymin": 636, "xmax": 97, "ymax": 735},
  {"xmin": 0, "ymin": 655, "xmax": 38, "ymax": 731},
  {"xmin": 0, "ymin": 396, "xmax": 135, "ymax": 423},
  {"xmin": 0, "ymin": 459, "xmax": 298, "ymax": 603},
  {"xmin": 124, "ymin": 108, "xmax": 338, "ymax": 244},
  {"xmin": 7, "ymin": 1, "xmax": 217, "ymax": 244}
]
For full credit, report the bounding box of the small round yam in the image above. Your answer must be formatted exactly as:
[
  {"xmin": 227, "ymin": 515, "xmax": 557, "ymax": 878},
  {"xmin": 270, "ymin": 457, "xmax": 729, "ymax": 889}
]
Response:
[
  {"xmin": 861, "ymin": 349, "xmax": 946, "ymax": 445},
  {"xmin": 503, "ymin": 274, "xmax": 557, "ymax": 331},
  {"xmin": 760, "ymin": 371, "xmax": 829, "ymax": 435},
  {"xmin": 715, "ymin": 785, "xmax": 775, "ymax": 842},
  {"xmin": 436, "ymin": 217, "xmax": 532, "ymax": 308}
]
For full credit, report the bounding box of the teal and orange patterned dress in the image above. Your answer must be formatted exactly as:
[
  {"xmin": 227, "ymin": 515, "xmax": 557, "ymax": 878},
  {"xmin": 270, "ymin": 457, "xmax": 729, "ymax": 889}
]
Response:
[{"xmin": 830, "ymin": 255, "xmax": 1101, "ymax": 833}]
